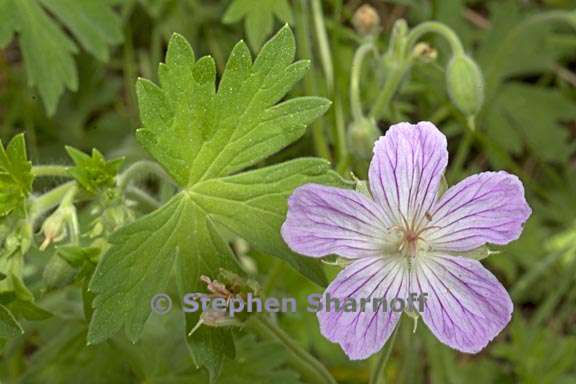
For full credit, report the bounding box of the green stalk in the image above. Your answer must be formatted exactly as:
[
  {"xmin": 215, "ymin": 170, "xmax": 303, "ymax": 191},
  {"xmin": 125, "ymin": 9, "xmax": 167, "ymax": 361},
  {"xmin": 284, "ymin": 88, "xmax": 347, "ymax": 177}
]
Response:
[
  {"xmin": 250, "ymin": 315, "xmax": 337, "ymax": 384},
  {"xmin": 369, "ymin": 324, "xmax": 400, "ymax": 384}
]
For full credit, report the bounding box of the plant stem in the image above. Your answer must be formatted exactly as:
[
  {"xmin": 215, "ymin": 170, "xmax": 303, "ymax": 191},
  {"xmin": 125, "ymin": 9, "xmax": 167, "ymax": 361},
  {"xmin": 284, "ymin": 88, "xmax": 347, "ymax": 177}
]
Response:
[
  {"xmin": 250, "ymin": 315, "xmax": 337, "ymax": 384},
  {"xmin": 117, "ymin": 160, "xmax": 173, "ymax": 191},
  {"xmin": 447, "ymin": 126, "xmax": 474, "ymax": 182},
  {"xmin": 370, "ymin": 324, "xmax": 400, "ymax": 384},
  {"xmin": 32, "ymin": 165, "xmax": 71, "ymax": 178},
  {"xmin": 350, "ymin": 40, "xmax": 376, "ymax": 121}
]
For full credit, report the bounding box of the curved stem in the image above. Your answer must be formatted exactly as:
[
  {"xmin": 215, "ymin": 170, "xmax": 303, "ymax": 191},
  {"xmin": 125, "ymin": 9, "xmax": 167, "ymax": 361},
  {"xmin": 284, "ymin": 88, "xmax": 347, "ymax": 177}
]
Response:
[
  {"xmin": 250, "ymin": 315, "xmax": 337, "ymax": 384},
  {"xmin": 350, "ymin": 40, "xmax": 376, "ymax": 121},
  {"xmin": 117, "ymin": 160, "xmax": 173, "ymax": 191},
  {"xmin": 406, "ymin": 21, "xmax": 464, "ymax": 56},
  {"xmin": 370, "ymin": 323, "xmax": 400, "ymax": 384},
  {"xmin": 32, "ymin": 165, "xmax": 71, "ymax": 178}
]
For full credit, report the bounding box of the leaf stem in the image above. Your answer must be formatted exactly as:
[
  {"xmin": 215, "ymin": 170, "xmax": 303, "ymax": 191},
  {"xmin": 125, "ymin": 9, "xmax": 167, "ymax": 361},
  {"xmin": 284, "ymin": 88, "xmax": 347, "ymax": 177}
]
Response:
[
  {"xmin": 369, "ymin": 323, "xmax": 400, "ymax": 384},
  {"xmin": 249, "ymin": 315, "xmax": 337, "ymax": 384},
  {"xmin": 32, "ymin": 165, "xmax": 71, "ymax": 178}
]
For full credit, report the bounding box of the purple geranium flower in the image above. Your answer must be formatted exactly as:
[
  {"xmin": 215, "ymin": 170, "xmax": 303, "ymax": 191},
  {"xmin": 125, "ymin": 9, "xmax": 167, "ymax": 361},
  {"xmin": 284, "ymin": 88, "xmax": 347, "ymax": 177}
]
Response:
[{"xmin": 281, "ymin": 122, "xmax": 531, "ymax": 359}]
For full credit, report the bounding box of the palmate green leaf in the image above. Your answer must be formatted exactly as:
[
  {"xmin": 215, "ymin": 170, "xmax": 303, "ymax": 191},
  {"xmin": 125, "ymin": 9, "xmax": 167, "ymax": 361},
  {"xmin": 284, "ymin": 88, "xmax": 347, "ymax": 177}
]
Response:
[
  {"xmin": 0, "ymin": 134, "xmax": 33, "ymax": 217},
  {"xmin": 485, "ymin": 83, "xmax": 576, "ymax": 163},
  {"xmin": 0, "ymin": 0, "xmax": 122, "ymax": 114},
  {"xmin": 223, "ymin": 0, "xmax": 293, "ymax": 50},
  {"xmin": 65, "ymin": 146, "xmax": 124, "ymax": 194},
  {"xmin": 88, "ymin": 26, "xmax": 345, "ymax": 380}
]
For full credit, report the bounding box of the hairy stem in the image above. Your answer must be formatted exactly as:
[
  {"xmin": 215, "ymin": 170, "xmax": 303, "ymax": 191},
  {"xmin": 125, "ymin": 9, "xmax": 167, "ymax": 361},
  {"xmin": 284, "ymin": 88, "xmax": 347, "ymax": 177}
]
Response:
[{"xmin": 117, "ymin": 160, "xmax": 173, "ymax": 191}]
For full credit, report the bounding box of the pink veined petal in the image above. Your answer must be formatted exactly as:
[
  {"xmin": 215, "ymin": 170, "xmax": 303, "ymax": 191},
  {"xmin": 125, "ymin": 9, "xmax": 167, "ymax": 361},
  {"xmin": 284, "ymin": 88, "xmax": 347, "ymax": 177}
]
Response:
[
  {"xmin": 317, "ymin": 257, "xmax": 408, "ymax": 360},
  {"xmin": 410, "ymin": 254, "xmax": 513, "ymax": 353},
  {"xmin": 368, "ymin": 121, "xmax": 448, "ymax": 230},
  {"xmin": 281, "ymin": 184, "xmax": 393, "ymax": 259},
  {"xmin": 424, "ymin": 171, "xmax": 532, "ymax": 252}
]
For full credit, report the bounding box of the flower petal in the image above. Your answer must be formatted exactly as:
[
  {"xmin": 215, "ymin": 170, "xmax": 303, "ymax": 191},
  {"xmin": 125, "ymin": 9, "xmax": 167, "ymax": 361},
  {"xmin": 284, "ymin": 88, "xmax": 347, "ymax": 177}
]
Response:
[
  {"xmin": 281, "ymin": 184, "xmax": 393, "ymax": 259},
  {"xmin": 317, "ymin": 257, "xmax": 408, "ymax": 359},
  {"xmin": 369, "ymin": 122, "xmax": 448, "ymax": 229},
  {"xmin": 425, "ymin": 171, "xmax": 531, "ymax": 252},
  {"xmin": 411, "ymin": 254, "xmax": 513, "ymax": 353}
]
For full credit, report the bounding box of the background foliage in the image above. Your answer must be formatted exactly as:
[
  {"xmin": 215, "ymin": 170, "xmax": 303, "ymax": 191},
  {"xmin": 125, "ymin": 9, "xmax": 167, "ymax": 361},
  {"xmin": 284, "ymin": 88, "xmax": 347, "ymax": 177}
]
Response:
[{"xmin": 1, "ymin": 0, "xmax": 576, "ymax": 383}]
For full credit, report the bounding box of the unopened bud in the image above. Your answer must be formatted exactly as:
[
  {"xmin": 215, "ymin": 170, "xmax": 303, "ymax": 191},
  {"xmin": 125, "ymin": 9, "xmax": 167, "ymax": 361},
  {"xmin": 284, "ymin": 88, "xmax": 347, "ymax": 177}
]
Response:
[
  {"xmin": 352, "ymin": 4, "xmax": 381, "ymax": 36},
  {"xmin": 347, "ymin": 117, "xmax": 380, "ymax": 160},
  {"xmin": 40, "ymin": 209, "xmax": 68, "ymax": 250},
  {"xmin": 446, "ymin": 53, "xmax": 484, "ymax": 118}
]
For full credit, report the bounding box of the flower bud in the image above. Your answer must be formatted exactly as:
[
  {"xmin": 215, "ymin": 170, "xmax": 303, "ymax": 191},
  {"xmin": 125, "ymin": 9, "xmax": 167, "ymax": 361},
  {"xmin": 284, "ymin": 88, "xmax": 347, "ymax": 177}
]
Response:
[
  {"xmin": 347, "ymin": 117, "xmax": 380, "ymax": 160},
  {"xmin": 40, "ymin": 209, "xmax": 68, "ymax": 250},
  {"xmin": 352, "ymin": 4, "xmax": 381, "ymax": 36},
  {"xmin": 446, "ymin": 53, "xmax": 484, "ymax": 118}
]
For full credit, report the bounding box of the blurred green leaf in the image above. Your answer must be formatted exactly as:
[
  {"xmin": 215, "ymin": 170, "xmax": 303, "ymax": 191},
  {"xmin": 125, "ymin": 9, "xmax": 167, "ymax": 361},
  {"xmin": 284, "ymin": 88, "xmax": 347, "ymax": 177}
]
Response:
[
  {"xmin": 0, "ymin": 0, "xmax": 122, "ymax": 114},
  {"xmin": 223, "ymin": 0, "xmax": 293, "ymax": 50}
]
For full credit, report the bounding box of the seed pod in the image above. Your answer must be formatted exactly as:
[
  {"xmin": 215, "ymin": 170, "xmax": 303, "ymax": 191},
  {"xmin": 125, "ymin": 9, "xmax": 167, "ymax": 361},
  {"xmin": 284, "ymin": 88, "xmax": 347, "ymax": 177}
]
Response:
[
  {"xmin": 352, "ymin": 4, "xmax": 381, "ymax": 36},
  {"xmin": 347, "ymin": 117, "xmax": 380, "ymax": 160},
  {"xmin": 446, "ymin": 53, "xmax": 484, "ymax": 118}
]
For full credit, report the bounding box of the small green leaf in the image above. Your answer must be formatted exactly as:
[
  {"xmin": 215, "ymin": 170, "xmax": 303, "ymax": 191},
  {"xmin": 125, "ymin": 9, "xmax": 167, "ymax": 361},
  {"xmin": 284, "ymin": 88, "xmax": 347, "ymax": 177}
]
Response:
[
  {"xmin": 0, "ymin": 134, "xmax": 33, "ymax": 217},
  {"xmin": 65, "ymin": 146, "xmax": 124, "ymax": 194},
  {"xmin": 223, "ymin": 0, "xmax": 293, "ymax": 50},
  {"xmin": 0, "ymin": 303, "xmax": 23, "ymax": 339}
]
